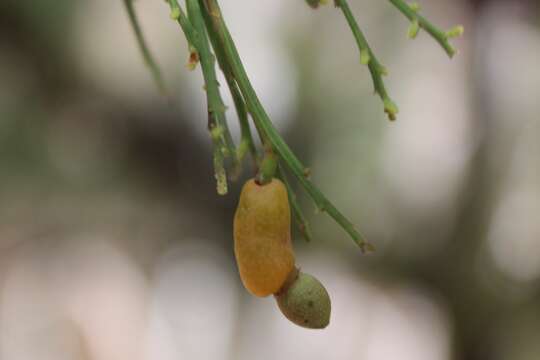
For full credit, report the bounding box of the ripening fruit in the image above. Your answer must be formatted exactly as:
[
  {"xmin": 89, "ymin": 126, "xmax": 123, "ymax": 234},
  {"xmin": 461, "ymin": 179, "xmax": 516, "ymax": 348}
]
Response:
[
  {"xmin": 234, "ymin": 178, "xmax": 295, "ymax": 297},
  {"xmin": 275, "ymin": 271, "xmax": 331, "ymax": 329}
]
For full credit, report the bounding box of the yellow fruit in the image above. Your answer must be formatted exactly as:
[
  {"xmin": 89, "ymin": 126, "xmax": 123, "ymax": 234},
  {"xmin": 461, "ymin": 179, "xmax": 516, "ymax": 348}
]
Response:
[
  {"xmin": 234, "ymin": 178, "xmax": 295, "ymax": 297},
  {"xmin": 275, "ymin": 271, "xmax": 331, "ymax": 329}
]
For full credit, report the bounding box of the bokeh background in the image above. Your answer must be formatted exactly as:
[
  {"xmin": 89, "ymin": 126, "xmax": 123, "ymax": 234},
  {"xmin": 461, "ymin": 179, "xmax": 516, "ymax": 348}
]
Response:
[{"xmin": 1, "ymin": 0, "xmax": 539, "ymax": 359}]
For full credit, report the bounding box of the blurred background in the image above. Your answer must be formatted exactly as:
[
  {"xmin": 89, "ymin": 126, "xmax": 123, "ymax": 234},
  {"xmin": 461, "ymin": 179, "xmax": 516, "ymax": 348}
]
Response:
[{"xmin": 0, "ymin": 0, "xmax": 539, "ymax": 359}]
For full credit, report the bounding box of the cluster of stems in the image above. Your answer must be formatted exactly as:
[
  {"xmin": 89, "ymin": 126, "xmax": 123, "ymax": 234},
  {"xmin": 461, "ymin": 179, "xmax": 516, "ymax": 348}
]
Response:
[
  {"xmin": 123, "ymin": 0, "xmax": 462, "ymax": 252},
  {"xmin": 333, "ymin": 0, "xmax": 463, "ymax": 120}
]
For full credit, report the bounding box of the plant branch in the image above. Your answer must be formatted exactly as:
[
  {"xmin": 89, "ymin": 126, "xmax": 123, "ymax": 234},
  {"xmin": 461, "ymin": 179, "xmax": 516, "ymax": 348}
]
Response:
[
  {"xmin": 334, "ymin": 0, "xmax": 398, "ymax": 121},
  {"xmin": 229, "ymin": 76, "xmax": 258, "ymax": 168},
  {"xmin": 202, "ymin": 0, "xmax": 373, "ymax": 252},
  {"xmin": 167, "ymin": 0, "xmax": 195, "ymax": 43},
  {"xmin": 388, "ymin": 0, "xmax": 464, "ymax": 57},
  {"xmin": 123, "ymin": 0, "xmax": 166, "ymax": 94},
  {"xmin": 168, "ymin": 0, "xmax": 238, "ymax": 194},
  {"xmin": 277, "ymin": 165, "xmax": 313, "ymax": 242},
  {"xmin": 198, "ymin": 3, "xmax": 258, "ymax": 168}
]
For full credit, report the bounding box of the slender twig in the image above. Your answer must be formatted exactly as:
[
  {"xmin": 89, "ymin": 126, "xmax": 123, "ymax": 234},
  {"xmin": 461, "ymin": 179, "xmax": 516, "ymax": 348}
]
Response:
[
  {"xmin": 334, "ymin": 0, "xmax": 398, "ymax": 121},
  {"xmin": 185, "ymin": 0, "xmax": 237, "ymax": 157},
  {"xmin": 202, "ymin": 0, "xmax": 373, "ymax": 252},
  {"xmin": 231, "ymin": 79, "xmax": 259, "ymax": 167},
  {"xmin": 388, "ymin": 0, "xmax": 464, "ymax": 58},
  {"xmin": 199, "ymin": 3, "xmax": 258, "ymax": 169},
  {"xmin": 167, "ymin": 0, "xmax": 195, "ymax": 43},
  {"xmin": 168, "ymin": 0, "xmax": 238, "ymax": 195},
  {"xmin": 277, "ymin": 165, "xmax": 313, "ymax": 242},
  {"xmin": 123, "ymin": 0, "xmax": 167, "ymax": 94}
]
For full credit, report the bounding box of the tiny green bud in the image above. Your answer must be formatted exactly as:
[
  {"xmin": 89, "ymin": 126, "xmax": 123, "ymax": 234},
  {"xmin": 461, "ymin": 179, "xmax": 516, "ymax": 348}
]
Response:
[
  {"xmin": 361, "ymin": 242, "xmax": 376, "ymax": 253},
  {"xmin": 170, "ymin": 7, "xmax": 181, "ymax": 20},
  {"xmin": 360, "ymin": 49, "xmax": 371, "ymax": 65},
  {"xmin": 383, "ymin": 98, "xmax": 399, "ymax": 121},
  {"xmin": 236, "ymin": 140, "xmax": 249, "ymax": 162},
  {"xmin": 446, "ymin": 25, "xmax": 464, "ymax": 39},
  {"xmin": 378, "ymin": 65, "xmax": 388, "ymax": 76},
  {"xmin": 210, "ymin": 125, "xmax": 224, "ymax": 140},
  {"xmin": 408, "ymin": 20, "xmax": 420, "ymax": 39},
  {"xmin": 409, "ymin": 2, "xmax": 421, "ymax": 12},
  {"xmin": 220, "ymin": 146, "xmax": 230, "ymax": 157},
  {"xmin": 275, "ymin": 270, "xmax": 331, "ymax": 329},
  {"xmin": 447, "ymin": 45, "xmax": 457, "ymax": 58}
]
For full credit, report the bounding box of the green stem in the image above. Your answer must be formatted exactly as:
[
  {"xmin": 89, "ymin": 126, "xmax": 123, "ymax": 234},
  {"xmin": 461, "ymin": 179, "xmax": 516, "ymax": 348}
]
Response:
[
  {"xmin": 199, "ymin": 2, "xmax": 258, "ymax": 167},
  {"xmin": 167, "ymin": 0, "xmax": 195, "ymax": 44},
  {"xmin": 232, "ymin": 80, "xmax": 259, "ymax": 166},
  {"xmin": 168, "ymin": 0, "xmax": 239, "ymax": 195},
  {"xmin": 388, "ymin": 0, "xmax": 460, "ymax": 57},
  {"xmin": 334, "ymin": 0, "xmax": 398, "ymax": 121},
  {"xmin": 277, "ymin": 165, "xmax": 313, "ymax": 242},
  {"xmin": 202, "ymin": 0, "xmax": 373, "ymax": 252},
  {"xmin": 123, "ymin": 0, "xmax": 167, "ymax": 94},
  {"xmin": 186, "ymin": 0, "xmax": 236, "ymax": 157},
  {"xmin": 256, "ymin": 150, "xmax": 278, "ymax": 185}
]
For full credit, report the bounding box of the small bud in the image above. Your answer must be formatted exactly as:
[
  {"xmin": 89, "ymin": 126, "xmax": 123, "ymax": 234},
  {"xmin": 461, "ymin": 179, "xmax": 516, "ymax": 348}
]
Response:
[
  {"xmin": 409, "ymin": 2, "xmax": 421, "ymax": 12},
  {"xmin": 275, "ymin": 271, "xmax": 331, "ymax": 329},
  {"xmin": 361, "ymin": 242, "xmax": 376, "ymax": 253},
  {"xmin": 210, "ymin": 125, "xmax": 224, "ymax": 140},
  {"xmin": 170, "ymin": 7, "xmax": 181, "ymax": 20},
  {"xmin": 408, "ymin": 20, "xmax": 420, "ymax": 39},
  {"xmin": 447, "ymin": 45, "xmax": 457, "ymax": 58},
  {"xmin": 383, "ymin": 98, "xmax": 399, "ymax": 121},
  {"xmin": 446, "ymin": 25, "xmax": 464, "ymax": 39},
  {"xmin": 210, "ymin": 103, "xmax": 228, "ymax": 116},
  {"xmin": 220, "ymin": 146, "xmax": 230, "ymax": 157},
  {"xmin": 360, "ymin": 49, "xmax": 371, "ymax": 65},
  {"xmin": 236, "ymin": 140, "xmax": 249, "ymax": 162},
  {"xmin": 187, "ymin": 50, "xmax": 199, "ymax": 71}
]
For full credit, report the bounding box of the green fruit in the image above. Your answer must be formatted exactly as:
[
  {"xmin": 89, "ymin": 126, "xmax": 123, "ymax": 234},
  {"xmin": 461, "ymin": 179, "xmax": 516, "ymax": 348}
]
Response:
[{"xmin": 275, "ymin": 270, "xmax": 331, "ymax": 329}]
